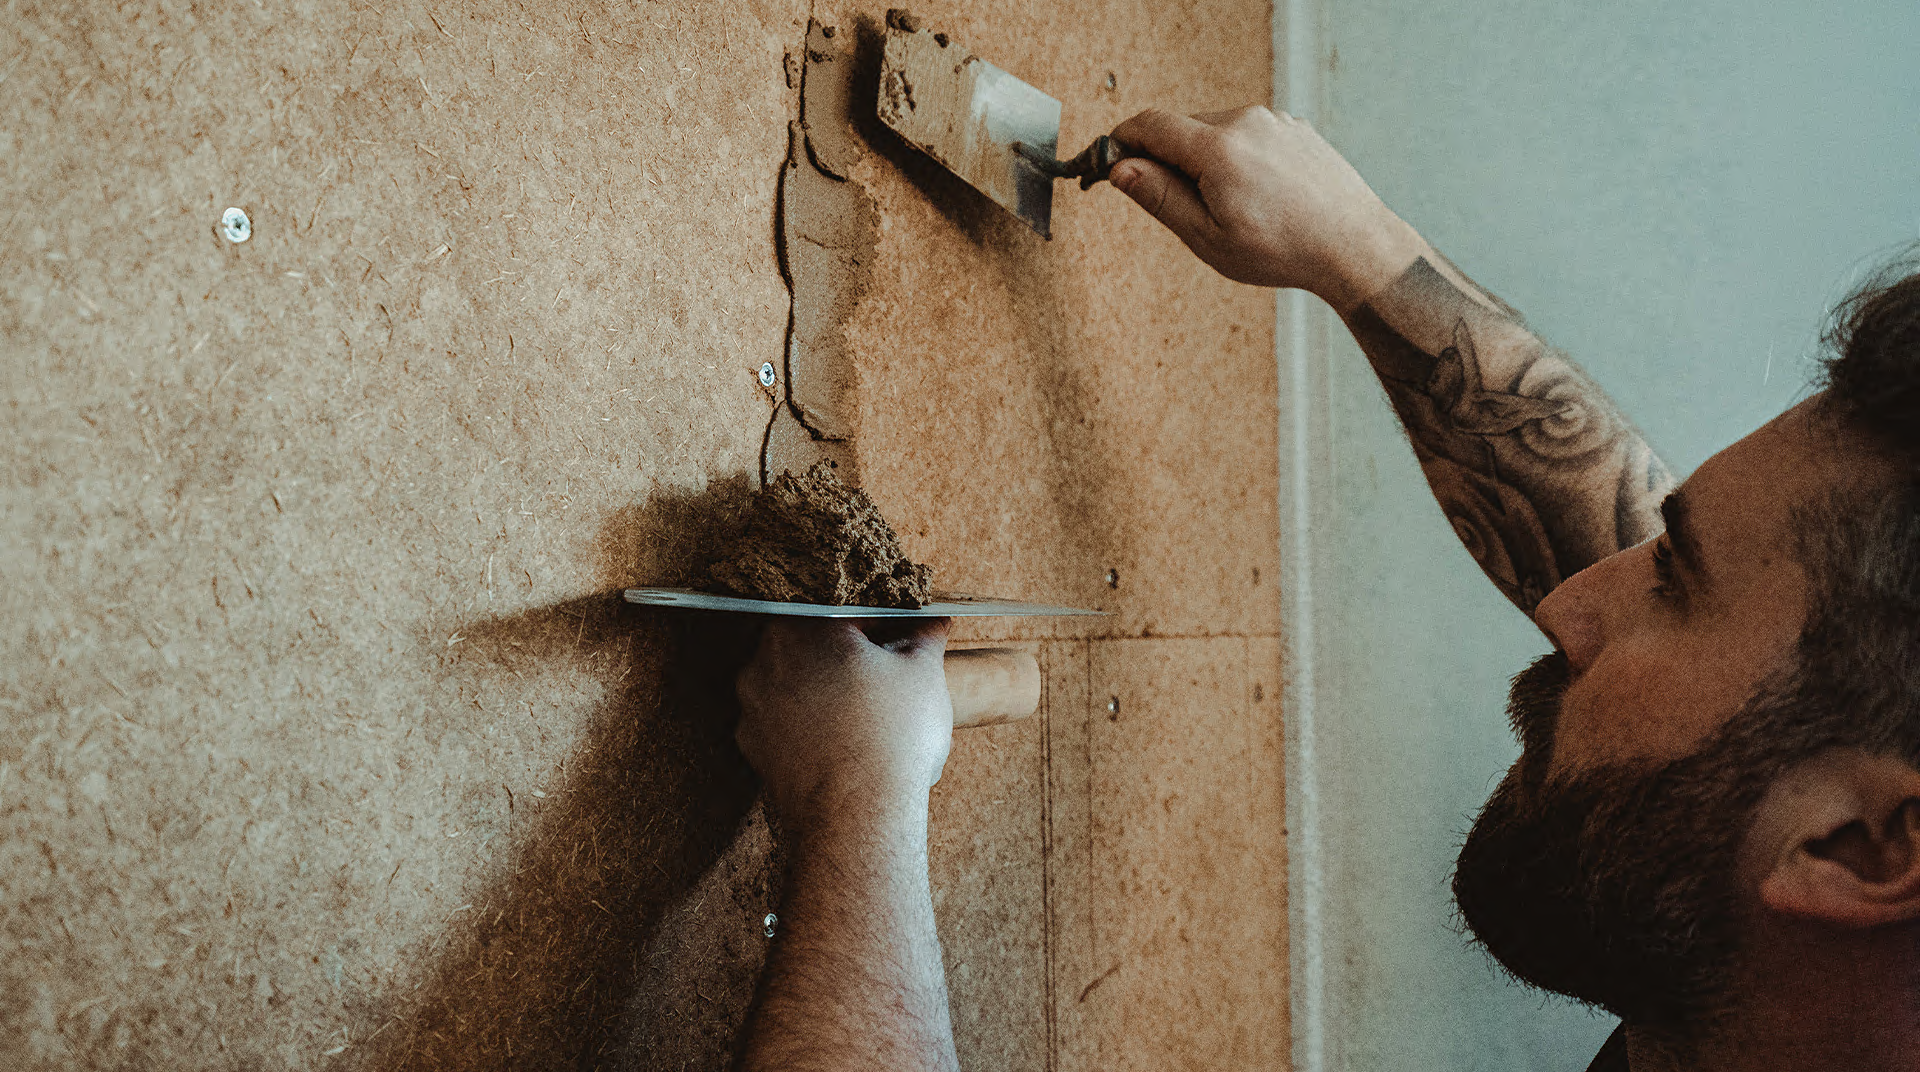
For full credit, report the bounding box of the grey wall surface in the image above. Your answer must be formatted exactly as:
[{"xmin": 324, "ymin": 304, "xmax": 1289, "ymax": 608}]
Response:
[{"xmin": 1293, "ymin": 1, "xmax": 1920, "ymax": 1069}]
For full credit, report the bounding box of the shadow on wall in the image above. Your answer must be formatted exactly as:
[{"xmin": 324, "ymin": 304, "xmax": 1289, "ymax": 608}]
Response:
[{"xmin": 367, "ymin": 476, "xmax": 783, "ymax": 1072}]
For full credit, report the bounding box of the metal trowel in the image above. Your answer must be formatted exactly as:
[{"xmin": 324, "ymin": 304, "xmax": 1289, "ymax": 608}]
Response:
[
  {"xmin": 625, "ymin": 588, "xmax": 1103, "ymax": 727},
  {"xmin": 877, "ymin": 9, "xmax": 1127, "ymax": 238}
]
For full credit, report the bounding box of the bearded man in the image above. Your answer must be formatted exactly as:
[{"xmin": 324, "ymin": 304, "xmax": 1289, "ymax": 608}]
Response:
[{"xmin": 729, "ymin": 106, "xmax": 1920, "ymax": 1072}]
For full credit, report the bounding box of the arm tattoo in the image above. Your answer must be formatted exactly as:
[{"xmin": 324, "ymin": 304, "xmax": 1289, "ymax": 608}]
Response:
[{"xmin": 1348, "ymin": 258, "xmax": 1673, "ymax": 616}]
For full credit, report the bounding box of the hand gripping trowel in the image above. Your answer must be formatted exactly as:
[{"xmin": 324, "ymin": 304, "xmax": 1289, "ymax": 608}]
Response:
[
  {"xmin": 876, "ymin": 9, "xmax": 1127, "ymax": 239},
  {"xmin": 624, "ymin": 589, "xmax": 1104, "ymax": 727}
]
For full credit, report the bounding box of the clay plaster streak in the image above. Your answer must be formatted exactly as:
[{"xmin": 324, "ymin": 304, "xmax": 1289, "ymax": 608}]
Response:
[{"xmin": 763, "ymin": 18, "xmax": 872, "ymax": 488}]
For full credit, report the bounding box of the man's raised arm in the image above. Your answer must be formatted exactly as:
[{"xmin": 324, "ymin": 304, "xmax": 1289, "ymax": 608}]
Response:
[{"xmin": 1108, "ymin": 107, "xmax": 1673, "ymax": 614}]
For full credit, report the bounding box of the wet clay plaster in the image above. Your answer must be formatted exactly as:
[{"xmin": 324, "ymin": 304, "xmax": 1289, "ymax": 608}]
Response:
[
  {"xmin": 708, "ymin": 460, "xmax": 934, "ymax": 607},
  {"xmin": 764, "ymin": 19, "xmax": 875, "ymax": 483}
]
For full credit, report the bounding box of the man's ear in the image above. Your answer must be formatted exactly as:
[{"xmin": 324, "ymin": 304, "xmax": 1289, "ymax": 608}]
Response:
[{"xmin": 1756, "ymin": 749, "xmax": 1920, "ymax": 928}]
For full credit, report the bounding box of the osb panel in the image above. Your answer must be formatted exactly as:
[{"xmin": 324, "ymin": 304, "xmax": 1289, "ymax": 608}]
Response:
[
  {"xmin": 928, "ymin": 696, "xmax": 1047, "ymax": 1072},
  {"xmin": 2, "ymin": 0, "xmax": 1279, "ymax": 1068},
  {"xmin": 1, "ymin": 0, "xmax": 798, "ymax": 1066},
  {"xmin": 1081, "ymin": 638, "xmax": 1290, "ymax": 1070}
]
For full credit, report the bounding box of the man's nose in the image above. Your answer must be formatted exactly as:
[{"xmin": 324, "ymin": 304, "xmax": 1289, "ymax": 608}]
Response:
[{"xmin": 1533, "ymin": 562, "xmax": 1608, "ymax": 674}]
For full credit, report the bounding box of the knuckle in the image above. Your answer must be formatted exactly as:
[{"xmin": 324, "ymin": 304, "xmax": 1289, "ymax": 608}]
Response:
[
  {"xmin": 735, "ymin": 672, "xmax": 765, "ymax": 709},
  {"xmin": 1124, "ymin": 106, "xmax": 1164, "ymax": 133}
]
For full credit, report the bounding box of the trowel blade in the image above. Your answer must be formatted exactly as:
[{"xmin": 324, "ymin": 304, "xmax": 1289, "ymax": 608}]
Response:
[
  {"xmin": 624, "ymin": 588, "xmax": 1104, "ymax": 618},
  {"xmin": 878, "ymin": 18, "xmax": 1061, "ymax": 237}
]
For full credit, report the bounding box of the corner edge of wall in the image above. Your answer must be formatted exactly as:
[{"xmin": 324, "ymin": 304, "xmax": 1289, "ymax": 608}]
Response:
[{"xmin": 1275, "ymin": 0, "xmax": 1336, "ymax": 1068}]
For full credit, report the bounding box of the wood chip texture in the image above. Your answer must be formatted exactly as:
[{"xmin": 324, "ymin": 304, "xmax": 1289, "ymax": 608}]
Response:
[{"xmin": 0, "ymin": 0, "xmax": 1282, "ymax": 1068}]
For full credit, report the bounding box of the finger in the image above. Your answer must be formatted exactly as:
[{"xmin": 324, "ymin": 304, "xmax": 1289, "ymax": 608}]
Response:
[
  {"xmin": 1190, "ymin": 107, "xmax": 1245, "ymax": 127},
  {"xmin": 735, "ymin": 649, "xmax": 768, "ymax": 708},
  {"xmin": 1192, "ymin": 104, "xmax": 1281, "ymax": 131},
  {"xmin": 817, "ymin": 616, "xmax": 879, "ymax": 654},
  {"xmin": 733, "ymin": 714, "xmax": 766, "ymax": 770},
  {"xmin": 733, "ymin": 667, "xmax": 764, "ymax": 757},
  {"xmin": 893, "ymin": 616, "xmax": 950, "ymax": 660},
  {"xmin": 1109, "ymin": 107, "xmax": 1220, "ymax": 178},
  {"xmin": 851, "ymin": 616, "xmax": 936, "ymax": 654},
  {"xmin": 738, "ymin": 617, "xmax": 778, "ymax": 675},
  {"xmin": 1108, "ymin": 157, "xmax": 1220, "ymax": 250},
  {"xmin": 762, "ymin": 616, "xmax": 852, "ymax": 657},
  {"xmin": 749, "ymin": 617, "xmax": 791, "ymax": 668},
  {"xmin": 742, "ymin": 615, "xmax": 772, "ymax": 658}
]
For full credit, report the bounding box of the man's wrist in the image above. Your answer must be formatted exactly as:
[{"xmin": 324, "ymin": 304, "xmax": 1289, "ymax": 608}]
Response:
[
  {"xmin": 1317, "ymin": 211, "xmax": 1427, "ymax": 316},
  {"xmin": 776, "ymin": 772, "xmax": 932, "ymax": 844}
]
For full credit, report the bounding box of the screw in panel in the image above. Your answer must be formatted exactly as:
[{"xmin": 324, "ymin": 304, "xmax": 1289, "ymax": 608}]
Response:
[{"xmin": 220, "ymin": 207, "xmax": 252, "ymax": 243}]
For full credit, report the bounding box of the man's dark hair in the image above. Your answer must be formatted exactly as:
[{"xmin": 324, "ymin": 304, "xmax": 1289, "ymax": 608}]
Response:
[
  {"xmin": 1821, "ymin": 251, "xmax": 1920, "ymax": 467},
  {"xmin": 1799, "ymin": 252, "xmax": 1920, "ymax": 769}
]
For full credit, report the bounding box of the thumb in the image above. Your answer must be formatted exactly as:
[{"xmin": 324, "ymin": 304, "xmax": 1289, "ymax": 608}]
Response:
[
  {"xmin": 855, "ymin": 615, "xmax": 950, "ymax": 658},
  {"xmin": 900, "ymin": 616, "xmax": 951, "ymax": 660},
  {"xmin": 1110, "ymin": 158, "xmax": 1219, "ymax": 251}
]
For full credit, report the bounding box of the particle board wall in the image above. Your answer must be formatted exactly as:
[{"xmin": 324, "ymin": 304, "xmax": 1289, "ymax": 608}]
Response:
[{"xmin": 1, "ymin": 0, "xmax": 1281, "ymax": 1068}]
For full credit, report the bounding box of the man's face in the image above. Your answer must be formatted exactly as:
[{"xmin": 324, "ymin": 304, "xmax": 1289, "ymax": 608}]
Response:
[
  {"xmin": 1532, "ymin": 400, "xmax": 1831, "ymax": 776},
  {"xmin": 1454, "ymin": 399, "xmax": 1873, "ymax": 1040}
]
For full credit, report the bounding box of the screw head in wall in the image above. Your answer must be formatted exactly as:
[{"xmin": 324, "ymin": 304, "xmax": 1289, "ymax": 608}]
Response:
[
  {"xmin": 758, "ymin": 362, "xmax": 777, "ymax": 387},
  {"xmin": 220, "ymin": 207, "xmax": 252, "ymax": 243}
]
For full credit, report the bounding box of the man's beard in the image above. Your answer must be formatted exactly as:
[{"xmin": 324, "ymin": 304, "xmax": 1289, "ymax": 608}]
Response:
[{"xmin": 1452, "ymin": 653, "xmax": 1776, "ymax": 1048}]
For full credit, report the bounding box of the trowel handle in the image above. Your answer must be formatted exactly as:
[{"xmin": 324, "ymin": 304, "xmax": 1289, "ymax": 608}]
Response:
[
  {"xmin": 1014, "ymin": 135, "xmax": 1131, "ymax": 190},
  {"xmin": 1073, "ymin": 134, "xmax": 1131, "ymax": 190},
  {"xmin": 946, "ymin": 647, "xmax": 1041, "ymax": 728}
]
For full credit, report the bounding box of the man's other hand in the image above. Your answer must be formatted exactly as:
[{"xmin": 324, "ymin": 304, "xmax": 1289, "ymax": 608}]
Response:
[
  {"xmin": 1108, "ymin": 105, "xmax": 1426, "ymax": 312},
  {"xmin": 736, "ymin": 618, "xmax": 955, "ymax": 827}
]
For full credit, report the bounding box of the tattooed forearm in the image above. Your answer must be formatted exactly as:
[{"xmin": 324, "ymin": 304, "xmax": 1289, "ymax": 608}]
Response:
[{"xmin": 1346, "ymin": 258, "xmax": 1673, "ymax": 616}]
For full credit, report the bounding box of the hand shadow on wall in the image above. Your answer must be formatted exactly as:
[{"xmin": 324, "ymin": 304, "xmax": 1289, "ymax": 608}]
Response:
[{"xmin": 370, "ymin": 475, "xmax": 783, "ymax": 1072}]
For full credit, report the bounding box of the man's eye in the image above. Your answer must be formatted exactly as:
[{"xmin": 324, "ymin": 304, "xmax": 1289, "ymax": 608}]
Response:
[{"xmin": 1650, "ymin": 538, "xmax": 1679, "ymax": 597}]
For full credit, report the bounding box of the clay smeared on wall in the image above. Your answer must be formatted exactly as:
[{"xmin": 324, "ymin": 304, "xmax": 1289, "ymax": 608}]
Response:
[{"xmin": 764, "ymin": 19, "xmax": 875, "ymax": 488}]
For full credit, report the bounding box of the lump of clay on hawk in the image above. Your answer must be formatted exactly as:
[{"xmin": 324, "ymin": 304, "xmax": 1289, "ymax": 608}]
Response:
[{"xmin": 706, "ymin": 461, "xmax": 935, "ymax": 608}]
